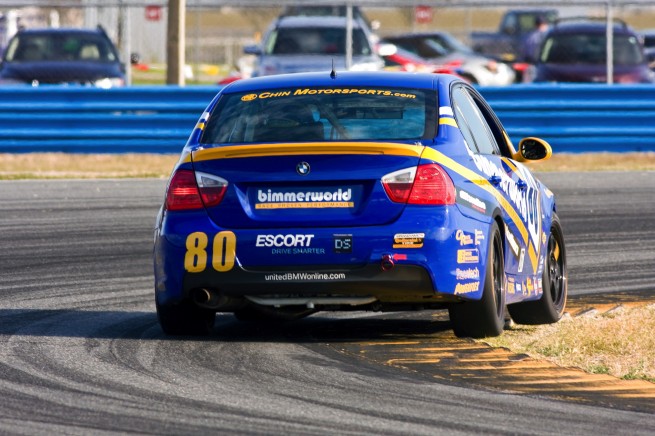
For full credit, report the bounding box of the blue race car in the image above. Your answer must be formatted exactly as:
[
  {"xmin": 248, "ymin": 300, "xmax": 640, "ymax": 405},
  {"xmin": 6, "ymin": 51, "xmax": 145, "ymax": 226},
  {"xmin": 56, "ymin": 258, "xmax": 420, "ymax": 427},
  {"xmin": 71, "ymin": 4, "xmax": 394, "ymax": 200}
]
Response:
[{"xmin": 154, "ymin": 71, "xmax": 567, "ymax": 338}]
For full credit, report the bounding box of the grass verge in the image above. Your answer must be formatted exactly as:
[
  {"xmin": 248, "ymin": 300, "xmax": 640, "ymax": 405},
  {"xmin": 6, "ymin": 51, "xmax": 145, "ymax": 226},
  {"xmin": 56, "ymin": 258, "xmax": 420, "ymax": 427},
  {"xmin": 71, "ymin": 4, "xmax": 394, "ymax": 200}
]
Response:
[
  {"xmin": 1, "ymin": 152, "xmax": 654, "ymax": 180},
  {"xmin": 484, "ymin": 305, "xmax": 655, "ymax": 383},
  {"xmin": 0, "ymin": 153, "xmax": 178, "ymax": 180}
]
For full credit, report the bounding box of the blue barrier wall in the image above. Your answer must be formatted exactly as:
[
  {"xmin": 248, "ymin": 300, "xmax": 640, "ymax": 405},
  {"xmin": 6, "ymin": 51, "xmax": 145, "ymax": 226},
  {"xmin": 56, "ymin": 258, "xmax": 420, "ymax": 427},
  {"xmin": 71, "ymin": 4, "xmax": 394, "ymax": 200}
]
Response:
[
  {"xmin": 479, "ymin": 84, "xmax": 655, "ymax": 153},
  {"xmin": 0, "ymin": 87, "xmax": 217, "ymax": 153},
  {"xmin": 1, "ymin": 84, "xmax": 654, "ymax": 153}
]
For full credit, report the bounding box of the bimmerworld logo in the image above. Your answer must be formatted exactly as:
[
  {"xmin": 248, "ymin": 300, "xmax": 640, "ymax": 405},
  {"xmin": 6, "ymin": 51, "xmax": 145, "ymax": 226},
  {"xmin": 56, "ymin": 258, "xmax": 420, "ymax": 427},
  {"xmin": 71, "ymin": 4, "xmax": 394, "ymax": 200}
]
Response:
[{"xmin": 255, "ymin": 188, "xmax": 354, "ymax": 209}]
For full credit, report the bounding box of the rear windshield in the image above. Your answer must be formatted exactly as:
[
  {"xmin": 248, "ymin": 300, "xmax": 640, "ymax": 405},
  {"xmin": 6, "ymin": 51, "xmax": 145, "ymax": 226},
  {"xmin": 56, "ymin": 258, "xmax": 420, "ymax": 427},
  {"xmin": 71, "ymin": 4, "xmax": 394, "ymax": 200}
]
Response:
[
  {"xmin": 200, "ymin": 87, "xmax": 436, "ymax": 144},
  {"xmin": 540, "ymin": 34, "xmax": 644, "ymax": 65},
  {"xmin": 265, "ymin": 27, "xmax": 372, "ymax": 56},
  {"xmin": 5, "ymin": 33, "xmax": 118, "ymax": 62}
]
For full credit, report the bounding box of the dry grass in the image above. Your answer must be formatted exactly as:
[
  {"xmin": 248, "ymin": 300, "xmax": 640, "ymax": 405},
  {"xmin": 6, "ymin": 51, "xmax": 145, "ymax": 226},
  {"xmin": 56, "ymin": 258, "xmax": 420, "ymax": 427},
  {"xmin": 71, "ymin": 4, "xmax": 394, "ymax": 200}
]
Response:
[
  {"xmin": 0, "ymin": 153, "xmax": 178, "ymax": 179},
  {"xmin": 1, "ymin": 152, "xmax": 654, "ymax": 180},
  {"xmin": 527, "ymin": 152, "xmax": 655, "ymax": 172},
  {"xmin": 485, "ymin": 305, "xmax": 655, "ymax": 382}
]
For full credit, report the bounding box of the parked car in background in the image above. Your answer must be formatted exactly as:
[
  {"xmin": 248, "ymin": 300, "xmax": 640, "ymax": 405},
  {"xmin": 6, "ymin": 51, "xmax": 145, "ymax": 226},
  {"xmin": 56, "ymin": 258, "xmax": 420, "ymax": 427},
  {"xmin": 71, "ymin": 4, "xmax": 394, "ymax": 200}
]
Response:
[
  {"xmin": 639, "ymin": 29, "xmax": 655, "ymax": 70},
  {"xmin": 378, "ymin": 42, "xmax": 464, "ymax": 77},
  {"xmin": 470, "ymin": 9, "xmax": 558, "ymax": 62},
  {"xmin": 382, "ymin": 32, "xmax": 515, "ymax": 85},
  {"xmin": 0, "ymin": 26, "xmax": 125, "ymax": 87},
  {"xmin": 280, "ymin": 4, "xmax": 379, "ymax": 33},
  {"xmin": 530, "ymin": 18, "xmax": 654, "ymax": 83},
  {"xmin": 243, "ymin": 16, "xmax": 384, "ymax": 77}
]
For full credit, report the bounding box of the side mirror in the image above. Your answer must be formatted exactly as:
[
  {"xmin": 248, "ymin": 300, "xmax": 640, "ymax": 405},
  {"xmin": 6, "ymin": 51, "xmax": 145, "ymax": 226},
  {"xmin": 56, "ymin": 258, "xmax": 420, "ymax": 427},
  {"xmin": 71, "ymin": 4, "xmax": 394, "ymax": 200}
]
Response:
[
  {"xmin": 243, "ymin": 45, "xmax": 262, "ymax": 56},
  {"xmin": 514, "ymin": 137, "xmax": 552, "ymax": 161}
]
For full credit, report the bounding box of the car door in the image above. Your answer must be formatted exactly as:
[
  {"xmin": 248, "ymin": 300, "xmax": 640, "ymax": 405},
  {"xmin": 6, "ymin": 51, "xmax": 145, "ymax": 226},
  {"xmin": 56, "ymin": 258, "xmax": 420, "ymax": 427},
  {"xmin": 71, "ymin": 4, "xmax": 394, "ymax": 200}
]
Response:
[{"xmin": 450, "ymin": 84, "xmax": 542, "ymax": 298}]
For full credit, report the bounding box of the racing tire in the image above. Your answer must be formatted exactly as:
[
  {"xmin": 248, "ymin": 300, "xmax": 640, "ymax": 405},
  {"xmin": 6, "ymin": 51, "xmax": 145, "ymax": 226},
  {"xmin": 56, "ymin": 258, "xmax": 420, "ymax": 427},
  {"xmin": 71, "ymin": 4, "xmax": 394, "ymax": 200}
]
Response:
[
  {"xmin": 234, "ymin": 305, "xmax": 315, "ymax": 323},
  {"xmin": 156, "ymin": 298, "xmax": 216, "ymax": 336},
  {"xmin": 448, "ymin": 221, "xmax": 506, "ymax": 338},
  {"xmin": 508, "ymin": 214, "xmax": 567, "ymax": 325}
]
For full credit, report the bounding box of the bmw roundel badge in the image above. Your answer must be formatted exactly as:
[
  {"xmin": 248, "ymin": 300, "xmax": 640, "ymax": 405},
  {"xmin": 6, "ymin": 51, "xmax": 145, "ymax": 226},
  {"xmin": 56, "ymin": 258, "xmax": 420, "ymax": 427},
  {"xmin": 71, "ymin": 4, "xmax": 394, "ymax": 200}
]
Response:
[{"xmin": 296, "ymin": 161, "xmax": 310, "ymax": 176}]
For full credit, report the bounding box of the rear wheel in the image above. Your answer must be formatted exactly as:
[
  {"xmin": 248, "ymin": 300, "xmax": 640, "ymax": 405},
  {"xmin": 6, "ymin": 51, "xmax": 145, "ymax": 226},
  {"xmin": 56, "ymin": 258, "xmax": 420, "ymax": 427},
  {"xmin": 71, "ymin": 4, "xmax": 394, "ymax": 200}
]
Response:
[
  {"xmin": 508, "ymin": 214, "xmax": 567, "ymax": 324},
  {"xmin": 449, "ymin": 221, "xmax": 505, "ymax": 338},
  {"xmin": 156, "ymin": 298, "xmax": 216, "ymax": 335}
]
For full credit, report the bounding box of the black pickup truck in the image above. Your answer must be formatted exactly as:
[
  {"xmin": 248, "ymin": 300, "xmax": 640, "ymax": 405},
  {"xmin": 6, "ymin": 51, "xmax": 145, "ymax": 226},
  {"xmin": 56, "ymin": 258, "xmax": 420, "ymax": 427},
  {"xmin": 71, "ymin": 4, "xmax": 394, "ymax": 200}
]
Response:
[{"xmin": 470, "ymin": 9, "xmax": 558, "ymax": 63}]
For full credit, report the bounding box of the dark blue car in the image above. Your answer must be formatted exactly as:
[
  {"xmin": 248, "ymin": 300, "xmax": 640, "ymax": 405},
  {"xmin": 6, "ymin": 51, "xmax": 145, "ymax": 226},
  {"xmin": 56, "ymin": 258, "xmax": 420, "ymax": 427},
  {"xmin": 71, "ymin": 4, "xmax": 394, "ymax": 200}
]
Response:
[
  {"xmin": 153, "ymin": 71, "xmax": 568, "ymax": 338},
  {"xmin": 0, "ymin": 27, "xmax": 125, "ymax": 87},
  {"xmin": 532, "ymin": 18, "xmax": 654, "ymax": 83}
]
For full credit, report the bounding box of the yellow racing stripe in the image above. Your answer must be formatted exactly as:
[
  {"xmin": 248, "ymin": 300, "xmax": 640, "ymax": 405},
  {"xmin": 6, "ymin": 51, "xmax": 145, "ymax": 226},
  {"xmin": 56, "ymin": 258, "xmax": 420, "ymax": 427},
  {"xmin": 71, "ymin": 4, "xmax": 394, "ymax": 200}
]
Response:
[{"xmin": 439, "ymin": 117, "xmax": 458, "ymax": 128}]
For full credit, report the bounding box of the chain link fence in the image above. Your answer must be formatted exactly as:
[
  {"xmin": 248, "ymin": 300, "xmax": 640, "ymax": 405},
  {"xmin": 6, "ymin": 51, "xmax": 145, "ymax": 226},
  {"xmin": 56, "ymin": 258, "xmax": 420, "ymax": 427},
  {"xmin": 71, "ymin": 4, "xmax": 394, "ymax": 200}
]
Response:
[{"xmin": 1, "ymin": 1, "xmax": 655, "ymax": 84}]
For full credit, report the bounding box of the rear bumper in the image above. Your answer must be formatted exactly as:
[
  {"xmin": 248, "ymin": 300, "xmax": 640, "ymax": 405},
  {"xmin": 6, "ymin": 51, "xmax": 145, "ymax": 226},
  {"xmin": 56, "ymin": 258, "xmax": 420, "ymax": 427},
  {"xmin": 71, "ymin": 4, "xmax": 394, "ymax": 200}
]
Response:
[
  {"xmin": 154, "ymin": 205, "xmax": 491, "ymax": 307},
  {"xmin": 182, "ymin": 263, "xmax": 443, "ymax": 304}
]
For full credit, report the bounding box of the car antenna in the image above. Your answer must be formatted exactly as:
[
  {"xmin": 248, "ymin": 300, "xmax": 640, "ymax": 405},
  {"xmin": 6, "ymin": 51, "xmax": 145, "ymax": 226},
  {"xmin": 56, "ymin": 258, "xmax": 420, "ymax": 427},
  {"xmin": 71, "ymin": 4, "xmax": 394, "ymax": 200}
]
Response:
[{"xmin": 330, "ymin": 59, "xmax": 337, "ymax": 79}]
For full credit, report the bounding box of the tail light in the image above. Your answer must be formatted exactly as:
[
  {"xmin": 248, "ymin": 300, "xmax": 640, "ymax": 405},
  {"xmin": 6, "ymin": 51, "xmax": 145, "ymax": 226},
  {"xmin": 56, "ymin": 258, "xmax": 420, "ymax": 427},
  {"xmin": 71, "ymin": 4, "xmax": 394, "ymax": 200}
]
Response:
[
  {"xmin": 382, "ymin": 164, "xmax": 455, "ymax": 205},
  {"xmin": 165, "ymin": 169, "xmax": 228, "ymax": 211}
]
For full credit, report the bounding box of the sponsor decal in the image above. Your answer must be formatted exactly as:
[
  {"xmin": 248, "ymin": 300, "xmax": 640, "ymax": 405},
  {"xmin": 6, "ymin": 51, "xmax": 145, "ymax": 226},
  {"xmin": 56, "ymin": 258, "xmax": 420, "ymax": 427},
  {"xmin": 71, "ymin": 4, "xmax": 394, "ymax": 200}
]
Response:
[
  {"xmin": 527, "ymin": 277, "xmax": 534, "ymax": 295},
  {"xmin": 474, "ymin": 229, "xmax": 484, "ymax": 245},
  {"xmin": 455, "ymin": 281, "xmax": 480, "ymax": 295},
  {"xmin": 516, "ymin": 282, "xmax": 522, "ymax": 295},
  {"xmin": 241, "ymin": 93, "xmax": 258, "ymax": 102},
  {"xmin": 518, "ymin": 248, "xmax": 526, "ymax": 273},
  {"xmin": 468, "ymin": 152, "xmax": 541, "ymax": 261},
  {"xmin": 271, "ymin": 248, "xmax": 326, "ymax": 255},
  {"xmin": 293, "ymin": 88, "xmax": 416, "ymax": 99},
  {"xmin": 255, "ymin": 188, "xmax": 354, "ymax": 209},
  {"xmin": 457, "ymin": 248, "xmax": 479, "ymax": 264},
  {"xmin": 455, "ymin": 229, "xmax": 473, "ymax": 246},
  {"xmin": 507, "ymin": 280, "xmax": 516, "ymax": 295},
  {"xmin": 256, "ymin": 234, "xmax": 315, "ymax": 247},
  {"xmin": 240, "ymin": 89, "xmax": 417, "ymax": 101},
  {"xmin": 457, "ymin": 189, "xmax": 488, "ymax": 214},
  {"xmin": 455, "ymin": 267, "xmax": 479, "ymax": 280},
  {"xmin": 393, "ymin": 233, "xmax": 425, "ymax": 249},
  {"xmin": 505, "ymin": 226, "xmax": 520, "ymax": 258},
  {"xmin": 264, "ymin": 272, "xmax": 346, "ymax": 281},
  {"xmin": 333, "ymin": 234, "xmax": 353, "ymax": 254}
]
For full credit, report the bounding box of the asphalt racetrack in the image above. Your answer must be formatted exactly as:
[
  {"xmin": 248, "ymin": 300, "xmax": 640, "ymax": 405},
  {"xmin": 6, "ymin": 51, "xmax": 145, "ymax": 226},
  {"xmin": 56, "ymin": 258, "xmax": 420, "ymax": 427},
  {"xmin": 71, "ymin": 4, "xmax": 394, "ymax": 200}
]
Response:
[{"xmin": 1, "ymin": 172, "xmax": 654, "ymax": 435}]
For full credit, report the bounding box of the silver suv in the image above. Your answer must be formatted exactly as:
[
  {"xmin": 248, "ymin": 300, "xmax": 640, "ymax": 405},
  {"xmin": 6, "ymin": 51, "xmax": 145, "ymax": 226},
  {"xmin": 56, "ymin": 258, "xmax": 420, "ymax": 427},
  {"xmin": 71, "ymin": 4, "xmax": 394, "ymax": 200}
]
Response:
[{"xmin": 244, "ymin": 16, "xmax": 384, "ymax": 77}]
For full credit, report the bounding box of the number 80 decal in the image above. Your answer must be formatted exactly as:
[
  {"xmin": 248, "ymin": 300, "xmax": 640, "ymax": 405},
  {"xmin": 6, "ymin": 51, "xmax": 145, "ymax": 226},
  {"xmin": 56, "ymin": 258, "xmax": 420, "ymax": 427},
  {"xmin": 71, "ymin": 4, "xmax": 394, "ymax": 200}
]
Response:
[{"xmin": 184, "ymin": 231, "xmax": 236, "ymax": 273}]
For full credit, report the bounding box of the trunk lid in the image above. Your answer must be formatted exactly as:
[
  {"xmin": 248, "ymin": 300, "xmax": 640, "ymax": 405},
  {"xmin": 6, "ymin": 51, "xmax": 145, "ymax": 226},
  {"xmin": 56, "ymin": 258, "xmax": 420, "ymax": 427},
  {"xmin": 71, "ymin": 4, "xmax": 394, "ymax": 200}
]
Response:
[{"xmin": 191, "ymin": 143, "xmax": 423, "ymax": 229}]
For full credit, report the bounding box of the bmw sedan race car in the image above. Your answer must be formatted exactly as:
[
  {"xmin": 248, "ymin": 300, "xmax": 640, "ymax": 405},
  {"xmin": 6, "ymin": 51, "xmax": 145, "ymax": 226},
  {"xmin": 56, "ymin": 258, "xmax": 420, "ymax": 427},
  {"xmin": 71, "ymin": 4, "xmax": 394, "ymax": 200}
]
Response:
[{"xmin": 153, "ymin": 71, "xmax": 567, "ymax": 338}]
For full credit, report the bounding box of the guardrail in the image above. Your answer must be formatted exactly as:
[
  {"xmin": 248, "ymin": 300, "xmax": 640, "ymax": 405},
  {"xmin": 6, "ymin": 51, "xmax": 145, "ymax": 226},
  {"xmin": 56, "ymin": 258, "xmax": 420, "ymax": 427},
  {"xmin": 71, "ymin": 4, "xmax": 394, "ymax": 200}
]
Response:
[
  {"xmin": 1, "ymin": 84, "xmax": 654, "ymax": 153},
  {"xmin": 480, "ymin": 84, "xmax": 655, "ymax": 153},
  {"xmin": 0, "ymin": 87, "xmax": 217, "ymax": 153}
]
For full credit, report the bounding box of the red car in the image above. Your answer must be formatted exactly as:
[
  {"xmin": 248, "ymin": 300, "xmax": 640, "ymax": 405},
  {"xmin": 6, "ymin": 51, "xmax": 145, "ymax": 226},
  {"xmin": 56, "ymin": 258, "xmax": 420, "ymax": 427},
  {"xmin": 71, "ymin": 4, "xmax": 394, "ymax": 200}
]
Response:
[{"xmin": 378, "ymin": 43, "xmax": 465, "ymax": 78}]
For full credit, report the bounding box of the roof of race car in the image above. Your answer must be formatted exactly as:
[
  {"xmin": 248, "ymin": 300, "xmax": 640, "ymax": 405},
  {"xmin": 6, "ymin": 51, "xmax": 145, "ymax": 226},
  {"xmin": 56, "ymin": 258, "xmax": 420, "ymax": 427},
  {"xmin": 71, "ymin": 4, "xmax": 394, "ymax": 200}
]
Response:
[{"xmin": 221, "ymin": 71, "xmax": 460, "ymax": 94}]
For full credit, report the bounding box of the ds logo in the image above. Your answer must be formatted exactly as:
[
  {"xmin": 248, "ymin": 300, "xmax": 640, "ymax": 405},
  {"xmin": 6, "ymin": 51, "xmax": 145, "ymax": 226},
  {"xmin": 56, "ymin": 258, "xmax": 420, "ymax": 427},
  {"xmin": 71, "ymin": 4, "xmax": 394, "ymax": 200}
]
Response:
[{"xmin": 333, "ymin": 234, "xmax": 353, "ymax": 253}]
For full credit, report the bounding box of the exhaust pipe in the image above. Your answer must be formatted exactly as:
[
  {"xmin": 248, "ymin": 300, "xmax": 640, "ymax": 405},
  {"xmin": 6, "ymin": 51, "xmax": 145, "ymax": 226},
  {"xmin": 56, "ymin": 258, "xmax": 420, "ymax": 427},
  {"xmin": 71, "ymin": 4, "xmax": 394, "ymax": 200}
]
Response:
[
  {"xmin": 381, "ymin": 254, "xmax": 395, "ymax": 271},
  {"xmin": 192, "ymin": 288, "xmax": 247, "ymax": 311},
  {"xmin": 193, "ymin": 288, "xmax": 215, "ymax": 305}
]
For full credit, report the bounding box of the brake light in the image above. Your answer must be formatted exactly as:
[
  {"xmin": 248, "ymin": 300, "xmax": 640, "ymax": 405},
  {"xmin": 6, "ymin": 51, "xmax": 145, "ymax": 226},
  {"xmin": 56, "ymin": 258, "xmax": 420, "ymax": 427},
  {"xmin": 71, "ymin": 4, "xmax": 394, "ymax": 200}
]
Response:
[
  {"xmin": 165, "ymin": 169, "xmax": 228, "ymax": 211},
  {"xmin": 382, "ymin": 164, "xmax": 455, "ymax": 205},
  {"xmin": 195, "ymin": 171, "xmax": 228, "ymax": 207}
]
